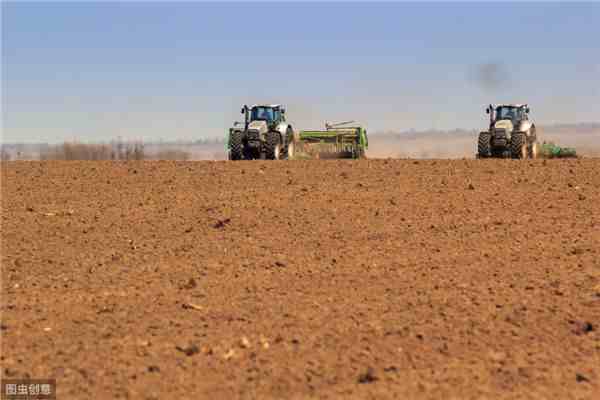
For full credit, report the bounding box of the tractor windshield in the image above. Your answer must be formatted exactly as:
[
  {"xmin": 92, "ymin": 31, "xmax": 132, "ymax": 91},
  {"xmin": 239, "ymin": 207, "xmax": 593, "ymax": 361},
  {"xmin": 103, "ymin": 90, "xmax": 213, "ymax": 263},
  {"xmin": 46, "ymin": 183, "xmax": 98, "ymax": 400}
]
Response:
[
  {"xmin": 251, "ymin": 107, "xmax": 275, "ymax": 121},
  {"xmin": 496, "ymin": 106, "xmax": 524, "ymax": 121}
]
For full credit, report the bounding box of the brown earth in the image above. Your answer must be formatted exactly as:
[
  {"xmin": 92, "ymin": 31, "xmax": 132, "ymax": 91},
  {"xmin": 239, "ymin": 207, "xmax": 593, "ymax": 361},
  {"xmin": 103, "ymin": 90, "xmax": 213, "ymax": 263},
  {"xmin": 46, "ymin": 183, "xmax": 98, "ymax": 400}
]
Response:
[{"xmin": 1, "ymin": 159, "xmax": 599, "ymax": 399}]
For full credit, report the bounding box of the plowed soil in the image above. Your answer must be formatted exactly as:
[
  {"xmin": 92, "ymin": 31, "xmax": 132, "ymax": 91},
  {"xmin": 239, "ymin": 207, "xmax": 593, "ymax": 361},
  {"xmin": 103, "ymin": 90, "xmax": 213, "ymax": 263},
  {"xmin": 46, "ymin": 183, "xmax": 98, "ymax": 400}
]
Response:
[{"xmin": 2, "ymin": 159, "xmax": 599, "ymax": 399}]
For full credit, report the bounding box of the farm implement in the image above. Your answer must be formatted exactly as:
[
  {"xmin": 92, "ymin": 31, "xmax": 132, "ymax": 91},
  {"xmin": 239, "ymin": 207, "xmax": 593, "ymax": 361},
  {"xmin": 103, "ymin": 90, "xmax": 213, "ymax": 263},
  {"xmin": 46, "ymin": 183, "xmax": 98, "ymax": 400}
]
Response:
[
  {"xmin": 538, "ymin": 142, "xmax": 578, "ymax": 158},
  {"xmin": 295, "ymin": 121, "xmax": 368, "ymax": 159}
]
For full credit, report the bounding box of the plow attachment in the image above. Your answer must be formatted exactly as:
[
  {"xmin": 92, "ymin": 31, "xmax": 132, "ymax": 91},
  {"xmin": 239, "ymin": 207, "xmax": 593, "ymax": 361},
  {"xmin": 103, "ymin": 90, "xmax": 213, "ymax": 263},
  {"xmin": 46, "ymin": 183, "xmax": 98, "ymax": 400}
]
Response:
[
  {"xmin": 539, "ymin": 142, "xmax": 578, "ymax": 158},
  {"xmin": 294, "ymin": 122, "xmax": 368, "ymax": 159}
]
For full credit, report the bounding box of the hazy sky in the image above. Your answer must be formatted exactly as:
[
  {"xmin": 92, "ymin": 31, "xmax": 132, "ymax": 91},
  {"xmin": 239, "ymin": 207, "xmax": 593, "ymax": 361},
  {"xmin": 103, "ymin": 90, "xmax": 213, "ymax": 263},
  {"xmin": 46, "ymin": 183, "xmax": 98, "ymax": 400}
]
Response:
[{"xmin": 3, "ymin": 1, "xmax": 599, "ymax": 143}]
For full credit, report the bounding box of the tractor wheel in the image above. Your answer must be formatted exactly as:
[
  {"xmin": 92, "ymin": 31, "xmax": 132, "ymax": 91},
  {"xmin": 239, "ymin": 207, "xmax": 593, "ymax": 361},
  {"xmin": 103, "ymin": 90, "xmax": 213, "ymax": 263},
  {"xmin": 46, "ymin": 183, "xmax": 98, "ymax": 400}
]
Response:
[
  {"xmin": 511, "ymin": 133, "xmax": 527, "ymax": 159},
  {"xmin": 528, "ymin": 140, "xmax": 539, "ymax": 159},
  {"xmin": 265, "ymin": 131, "xmax": 282, "ymax": 160},
  {"xmin": 477, "ymin": 132, "xmax": 491, "ymax": 158},
  {"xmin": 230, "ymin": 131, "xmax": 244, "ymax": 160},
  {"xmin": 281, "ymin": 129, "xmax": 294, "ymax": 159},
  {"xmin": 286, "ymin": 138, "xmax": 295, "ymax": 159}
]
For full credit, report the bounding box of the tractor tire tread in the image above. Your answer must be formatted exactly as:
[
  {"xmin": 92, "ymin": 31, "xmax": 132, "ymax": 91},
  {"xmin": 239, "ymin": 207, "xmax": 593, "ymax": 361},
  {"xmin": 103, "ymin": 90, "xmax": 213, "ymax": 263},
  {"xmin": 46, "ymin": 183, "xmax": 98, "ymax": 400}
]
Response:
[{"xmin": 230, "ymin": 131, "xmax": 244, "ymax": 160}]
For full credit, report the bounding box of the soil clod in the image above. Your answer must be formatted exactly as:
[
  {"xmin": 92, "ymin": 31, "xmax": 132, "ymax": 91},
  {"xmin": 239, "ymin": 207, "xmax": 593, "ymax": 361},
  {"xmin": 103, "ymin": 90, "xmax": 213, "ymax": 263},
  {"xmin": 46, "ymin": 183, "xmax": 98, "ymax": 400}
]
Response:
[
  {"xmin": 358, "ymin": 367, "xmax": 378, "ymax": 384},
  {"xmin": 175, "ymin": 344, "xmax": 200, "ymax": 356}
]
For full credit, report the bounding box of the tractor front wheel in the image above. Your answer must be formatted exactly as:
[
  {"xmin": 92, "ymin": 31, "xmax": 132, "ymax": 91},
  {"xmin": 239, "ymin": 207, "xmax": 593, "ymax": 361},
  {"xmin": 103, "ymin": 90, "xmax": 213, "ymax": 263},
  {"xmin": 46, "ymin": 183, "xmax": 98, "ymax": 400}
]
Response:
[
  {"xmin": 265, "ymin": 131, "xmax": 282, "ymax": 160},
  {"xmin": 511, "ymin": 133, "xmax": 527, "ymax": 159}
]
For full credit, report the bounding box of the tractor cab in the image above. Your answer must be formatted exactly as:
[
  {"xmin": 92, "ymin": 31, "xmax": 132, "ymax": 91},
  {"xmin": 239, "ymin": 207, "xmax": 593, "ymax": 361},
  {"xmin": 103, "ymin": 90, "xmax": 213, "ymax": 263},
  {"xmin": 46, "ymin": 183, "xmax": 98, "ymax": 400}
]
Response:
[
  {"xmin": 487, "ymin": 104, "xmax": 530, "ymax": 127},
  {"xmin": 242, "ymin": 104, "xmax": 286, "ymax": 128},
  {"xmin": 494, "ymin": 105, "xmax": 528, "ymax": 123}
]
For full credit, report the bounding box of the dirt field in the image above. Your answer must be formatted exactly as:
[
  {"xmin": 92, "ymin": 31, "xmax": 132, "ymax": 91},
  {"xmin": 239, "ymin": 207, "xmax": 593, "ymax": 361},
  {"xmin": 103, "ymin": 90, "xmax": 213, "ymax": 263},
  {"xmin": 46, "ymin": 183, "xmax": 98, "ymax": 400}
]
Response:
[{"xmin": 1, "ymin": 159, "xmax": 599, "ymax": 399}]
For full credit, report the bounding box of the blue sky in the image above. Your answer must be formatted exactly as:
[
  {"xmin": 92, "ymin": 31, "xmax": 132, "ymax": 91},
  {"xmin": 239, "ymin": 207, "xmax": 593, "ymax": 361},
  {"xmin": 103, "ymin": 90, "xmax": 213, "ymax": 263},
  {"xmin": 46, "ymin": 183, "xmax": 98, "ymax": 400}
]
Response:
[{"xmin": 2, "ymin": 1, "xmax": 599, "ymax": 143}]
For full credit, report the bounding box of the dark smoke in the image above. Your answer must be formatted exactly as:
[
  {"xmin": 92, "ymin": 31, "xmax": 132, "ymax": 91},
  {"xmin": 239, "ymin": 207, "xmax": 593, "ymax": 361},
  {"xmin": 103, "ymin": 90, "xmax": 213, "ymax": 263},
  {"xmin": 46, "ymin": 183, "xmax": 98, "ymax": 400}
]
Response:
[{"xmin": 470, "ymin": 62, "xmax": 511, "ymax": 92}]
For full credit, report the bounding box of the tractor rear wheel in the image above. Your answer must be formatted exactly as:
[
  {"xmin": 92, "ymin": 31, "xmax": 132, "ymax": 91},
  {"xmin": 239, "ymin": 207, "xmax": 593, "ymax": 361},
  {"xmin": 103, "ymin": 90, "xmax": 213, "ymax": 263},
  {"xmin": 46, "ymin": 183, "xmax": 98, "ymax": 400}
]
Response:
[
  {"xmin": 511, "ymin": 133, "xmax": 527, "ymax": 159},
  {"xmin": 477, "ymin": 132, "xmax": 491, "ymax": 158},
  {"xmin": 286, "ymin": 138, "xmax": 295, "ymax": 159},
  {"xmin": 282, "ymin": 128, "xmax": 294, "ymax": 159},
  {"xmin": 265, "ymin": 131, "xmax": 282, "ymax": 160},
  {"xmin": 528, "ymin": 140, "xmax": 539, "ymax": 159},
  {"xmin": 230, "ymin": 131, "xmax": 244, "ymax": 160}
]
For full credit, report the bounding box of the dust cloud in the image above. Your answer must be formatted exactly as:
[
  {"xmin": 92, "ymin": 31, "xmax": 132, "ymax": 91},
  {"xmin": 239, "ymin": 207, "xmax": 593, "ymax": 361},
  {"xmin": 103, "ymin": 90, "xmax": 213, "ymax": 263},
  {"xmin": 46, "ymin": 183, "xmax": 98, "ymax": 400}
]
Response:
[
  {"xmin": 469, "ymin": 62, "xmax": 512, "ymax": 92},
  {"xmin": 367, "ymin": 124, "xmax": 600, "ymax": 159}
]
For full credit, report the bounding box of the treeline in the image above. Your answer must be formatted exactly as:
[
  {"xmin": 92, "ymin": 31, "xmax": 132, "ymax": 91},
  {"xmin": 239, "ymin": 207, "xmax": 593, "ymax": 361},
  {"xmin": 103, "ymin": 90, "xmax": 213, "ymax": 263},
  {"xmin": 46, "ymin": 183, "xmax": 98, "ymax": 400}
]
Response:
[
  {"xmin": 39, "ymin": 141, "xmax": 145, "ymax": 160},
  {"xmin": 1, "ymin": 141, "xmax": 193, "ymax": 161}
]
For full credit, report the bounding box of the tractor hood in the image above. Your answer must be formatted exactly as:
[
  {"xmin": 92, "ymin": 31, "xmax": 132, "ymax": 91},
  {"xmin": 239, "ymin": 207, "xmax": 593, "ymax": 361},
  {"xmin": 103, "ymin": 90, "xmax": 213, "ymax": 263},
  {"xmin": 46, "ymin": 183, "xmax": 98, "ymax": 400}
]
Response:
[
  {"xmin": 248, "ymin": 120, "xmax": 269, "ymax": 133},
  {"xmin": 494, "ymin": 119, "xmax": 514, "ymax": 132}
]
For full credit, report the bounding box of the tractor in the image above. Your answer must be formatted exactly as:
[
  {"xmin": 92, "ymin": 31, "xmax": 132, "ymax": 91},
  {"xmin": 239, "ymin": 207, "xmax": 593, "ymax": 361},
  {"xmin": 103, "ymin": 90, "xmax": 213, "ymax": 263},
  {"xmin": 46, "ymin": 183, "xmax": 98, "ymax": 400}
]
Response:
[
  {"xmin": 477, "ymin": 104, "xmax": 538, "ymax": 159},
  {"xmin": 227, "ymin": 104, "xmax": 296, "ymax": 160}
]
